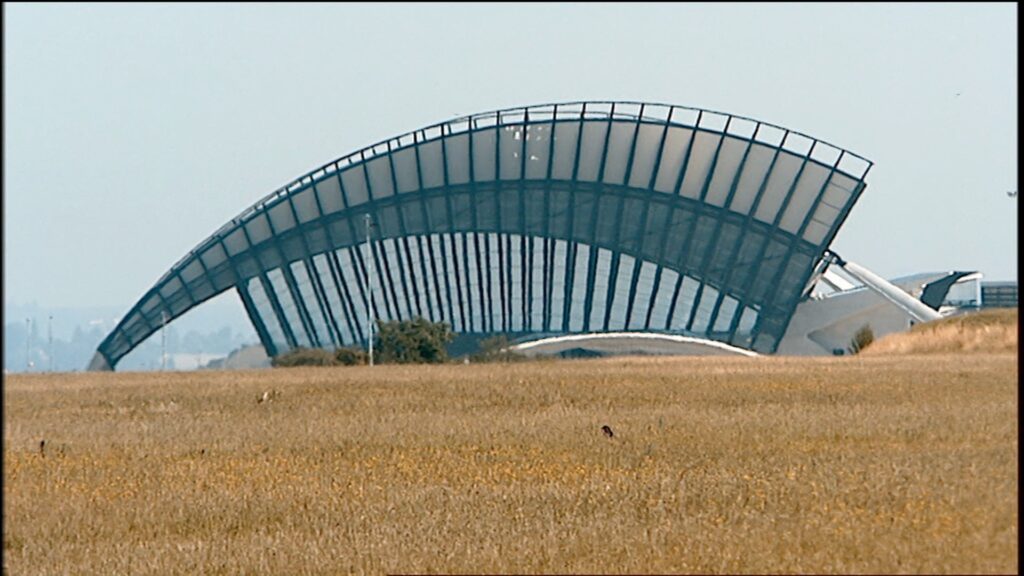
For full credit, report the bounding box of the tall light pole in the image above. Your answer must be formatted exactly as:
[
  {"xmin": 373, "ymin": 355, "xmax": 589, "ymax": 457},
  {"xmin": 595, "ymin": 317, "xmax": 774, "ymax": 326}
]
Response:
[{"xmin": 364, "ymin": 213, "xmax": 374, "ymax": 367}]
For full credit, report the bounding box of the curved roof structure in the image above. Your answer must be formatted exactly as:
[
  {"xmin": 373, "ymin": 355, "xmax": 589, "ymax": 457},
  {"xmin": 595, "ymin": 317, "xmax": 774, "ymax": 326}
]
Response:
[{"xmin": 90, "ymin": 101, "xmax": 872, "ymax": 370}]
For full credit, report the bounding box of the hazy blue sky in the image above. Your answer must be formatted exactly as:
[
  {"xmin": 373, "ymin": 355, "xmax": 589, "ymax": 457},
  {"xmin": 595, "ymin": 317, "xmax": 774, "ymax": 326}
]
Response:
[{"xmin": 5, "ymin": 2, "xmax": 1018, "ymax": 311}]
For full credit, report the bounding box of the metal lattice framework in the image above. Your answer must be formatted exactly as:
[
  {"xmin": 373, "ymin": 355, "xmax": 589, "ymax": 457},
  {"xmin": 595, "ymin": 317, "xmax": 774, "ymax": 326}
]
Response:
[{"xmin": 89, "ymin": 101, "xmax": 872, "ymax": 370}]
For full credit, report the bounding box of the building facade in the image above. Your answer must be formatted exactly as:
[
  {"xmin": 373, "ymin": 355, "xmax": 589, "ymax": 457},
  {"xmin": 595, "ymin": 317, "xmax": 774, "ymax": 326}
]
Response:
[{"xmin": 90, "ymin": 101, "xmax": 876, "ymax": 370}]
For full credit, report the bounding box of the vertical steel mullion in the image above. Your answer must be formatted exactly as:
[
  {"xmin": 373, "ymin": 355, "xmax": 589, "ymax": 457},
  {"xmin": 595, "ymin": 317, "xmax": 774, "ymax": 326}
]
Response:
[
  {"xmin": 721, "ymin": 131, "xmax": 793, "ymax": 346},
  {"xmin": 482, "ymin": 233, "xmax": 494, "ymax": 332},
  {"xmin": 422, "ymin": 234, "xmax": 444, "ymax": 324},
  {"xmin": 602, "ymin": 252, "xmax": 622, "ymax": 331},
  {"xmin": 469, "ymin": 233, "xmax": 486, "ymax": 332},
  {"xmin": 359, "ymin": 151, "xmax": 399, "ymax": 321},
  {"xmin": 282, "ymin": 191, "xmax": 331, "ymax": 347},
  {"xmin": 517, "ymin": 235, "xmax": 527, "ymax": 329},
  {"xmin": 236, "ymin": 284, "xmax": 277, "ymax": 357},
  {"xmin": 326, "ymin": 250, "xmax": 361, "ymax": 345},
  {"xmin": 439, "ymin": 125, "xmax": 465, "ymax": 331},
  {"xmin": 307, "ymin": 181, "xmax": 345, "ymax": 346},
  {"xmin": 281, "ymin": 264, "xmax": 319, "ymax": 348},
  {"xmin": 520, "ymin": 111, "xmax": 528, "ymax": 330},
  {"xmin": 411, "ymin": 133, "xmax": 441, "ymax": 323},
  {"xmin": 543, "ymin": 237, "xmax": 553, "ymax": 332},
  {"xmin": 582, "ymin": 105, "xmax": 616, "ymax": 331},
  {"xmin": 506, "ymin": 234, "xmax": 515, "ymax": 330},
  {"xmin": 375, "ymin": 238, "xmax": 401, "ymax": 320},
  {"xmin": 664, "ymin": 271, "xmax": 686, "ymax": 331},
  {"xmin": 726, "ymin": 131, "xmax": 795, "ymax": 295},
  {"xmin": 241, "ymin": 222, "xmax": 297, "ymax": 349},
  {"xmin": 740, "ymin": 141, "xmax": 820, "ymax": 338},
  {"xmin": 347, "ymin": 243, "xmax": 383, "ymax": 327},
  {"xmin": 305, "ymin": 257, "xmax": 340, "ymax": 347},
  {"xmin": 618, "ymin": 107, "xmax": 647, "ymax": 329},
  {"xmin": 449, "ymin": 233, "xmax": 467, "ymax": 331},
  {"xmin": 640, "ymin": 111, "xmax": 676, "ymax": 328},
  {"xmin": 562, "ymin": 105, "xmax": 588, "ymax": 331},
  {"xmin": 761, "ymin": 162, "xmax": 869, "ymax": 352},
  {"xmin": 540, "ymin": 108, "xmax": 558, "ymax": 331},
  {"xmin": 679, "ymin": 117, "xmax": 734, "ymax": 336},
  {"xmin": 383, "ymin": 141, "xmax": 420, "ymax": 320},
  {"xmin": 415, "ymin": 235, "xmax": 439, "ymax": 323},
  {"xmin": 684, "ymin": 282, "xmax": 705, "ymax": 332},
  {"xmin": 497, "ymin": 232, "xmax": 507, "ymax": 332},
  {"xmin": 462, "ymin": 125, "xmax": 477, "ymax": 332},
  {"xmin": 258, "ymin": 272, "xmax": 297, "ymax": 349},
  {"xmin": 215, "ymin": 229, "xmax": 276, "ymax": 353},
  {"xmin": 643, "ymin": 266, "xmax": 665, "ymax": 330}
]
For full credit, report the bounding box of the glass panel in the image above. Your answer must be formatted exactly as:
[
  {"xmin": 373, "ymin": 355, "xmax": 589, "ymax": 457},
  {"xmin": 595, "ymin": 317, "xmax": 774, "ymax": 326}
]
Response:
[
  {"xmin": 608, "ymin": 254, "xmax": 635, "ymax": 329},
  {"xmin": 670, "ymin": 275, "xmax": 700, "ymax": 330},
  {"xmin": 524, "ymin": 123, "xmax": 552, "ymax": 179},
  {"xmin": 382, "ymin": 238, "xmax": 409, "ymax": 320},
  {"xmin": 754, "ymin": 151, "xmax": 803, "ymax": 225},
  {"xmin": 180, "ymin": 259, "xmax": 203, "ymax": 284},
  {"xmin": 588, "ymin": 248, "xmax": 612, "ymax": 329},
  {"xmin": 569, "ymin": 244, "xmax": 590, "ymax": 332},
  {"xmin": 471, "ymin": 128, "xmax": 497, "ymax": 182},
  {"xmin": 315, "ymin": 174, "xmax": 344, "ymax": 215},
  {"xmin": 678, "ymin": 131, "xmax": 724, "ymax": 200},
  {"xmin": 418, "ymin": 140, "xmax": 445, "ymax": 190},
  {"xmin": 704, "ymin": 135, "xmax": 748, "ymax": 208},
  {"xmin": 442, "ymin": 235, "xmax": 463, "ymax": 332},
  {"xmin": 778, "ymin": 161, "xmax": 830, "ymax": 234},
  {"xmin": 199, "ymin": 243, "xmax": 227, "ymax": 271},
  {"xmin": 268, "ymin": 199, "xmax": 297, "ymax": 233},
  {"xmin": 728, "ymin": 143, "xmax": 775, "ymax": 215},
  {"xmin": 247, "ymin": 277, "xmax": 287, "ymax": 352},
  {"xmin": 312, "ymin": 254, "xmax": 353, "ymax": 345},
  {"xmin": 487, "ymin": 233, "xmax": 502, "ymax": 329},
  {"xmin": 391, "ymin": 147, "xmax": 419, "ymax": 194},
  {"xmin": 291, "ymin": 261, "xmax": 328, "ymax": 346},
  {"xmin": 268, "ymin": 268, "xmax": 309, "ymax": 348},
  {"xmin": 628, "ymin": 261, "xmax": 658, "ymax": 330},
  {"xmin": 690, "ymin": 284, "xmax": 719, "ymax": 333},
  {"xmin": 551, "ymin": 120, "xmax": 581, "ymax": 181},
  {"xmin": 445, "ymin": 133, "xmax": 471, "ymax": 185},
  {"xmin": 365, "ymin": 156, "xmax": 395, "ymax": 199},
  {"xmin": 338, "ymin": 248, "xmax": 371, "ymax": 332},
  {"xmin": 737, "ymin": 306, "xmax": 758, "ymax": 335},
  {"xmin": 244, "ymin": 213, "xmax": 272, "ymax": 246},
  {"xmin": 627, "ymin": 122, "xmax": 663, "ymax": 189},
  {"xmin": 549, "ymin": 239, "xmax": 568, "ymax": 332},
  {"xmin": 340, "ymin": 166, "xmax": 369, "ymax": 207},
  {"xmin": 499, "ymin": 124, "xmax": 523, "ymax": 181},
  {"xmin": 653, "ymin": 126, "xmax": 694, "ymax": 193},
  {"xmin": 650, "ymin": 268, "xmax": 679, "ymax": 329},
  {"xmin": 291, "ymin": 186, "xmax": 320, "ymax": 224},
  {"xmin": 508, "ymin": 234, "xmax": 523, "ymax": 332},
  {"xmin": 223, "ymin": 227, "xmax": 249, "ymax": 256},
  {"xmin": 576, "ymin": 120, "xmax": 610, "ymax": 182},
  {"xmin": 531, "ymin": 237, "xmax": 546, "ymax": 330},
  {"xmin": 601, "ymin": 120, "xmax": 637, "ymax": 186}
]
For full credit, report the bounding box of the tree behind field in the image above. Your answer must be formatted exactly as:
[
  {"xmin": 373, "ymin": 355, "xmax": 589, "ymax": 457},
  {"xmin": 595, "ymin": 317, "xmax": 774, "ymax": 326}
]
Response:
[{"xmin": 375, "ymin": 317, "xmax": 454, "ymax": 364}]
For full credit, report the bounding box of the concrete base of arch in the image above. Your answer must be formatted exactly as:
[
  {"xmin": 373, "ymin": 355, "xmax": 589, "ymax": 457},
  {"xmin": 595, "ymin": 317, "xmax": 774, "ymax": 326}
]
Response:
[{"xmin": 510, "ymin": 332, "xmax": 759, "ymax": 358}]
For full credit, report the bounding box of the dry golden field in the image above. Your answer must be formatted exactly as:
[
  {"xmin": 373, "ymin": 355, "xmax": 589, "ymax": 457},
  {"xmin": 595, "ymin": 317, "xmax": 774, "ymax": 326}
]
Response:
[{"xmin": 3, "ymin": 353, "xmax": 1018, "ymax": 574}]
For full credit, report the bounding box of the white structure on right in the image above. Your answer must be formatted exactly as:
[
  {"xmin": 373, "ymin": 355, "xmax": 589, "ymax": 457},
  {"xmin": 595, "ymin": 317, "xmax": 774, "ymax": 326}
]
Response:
[{"xmin": 777, "ymin": 251, "xmax": 982, "ymax": 355}]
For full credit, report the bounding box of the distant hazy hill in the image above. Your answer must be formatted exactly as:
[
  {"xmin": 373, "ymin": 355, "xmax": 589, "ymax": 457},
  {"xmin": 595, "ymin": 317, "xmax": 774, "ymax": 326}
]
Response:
[{"xmin": 863, "ymin": 308, "xmax": 1018, "ymax": 355}]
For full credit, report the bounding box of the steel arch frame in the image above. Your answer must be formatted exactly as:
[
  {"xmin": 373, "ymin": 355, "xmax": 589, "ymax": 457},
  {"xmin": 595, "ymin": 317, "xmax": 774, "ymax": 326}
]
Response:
[{"xmin": 90, "ymin": 101, "xmax": 871, "ymax": 370}]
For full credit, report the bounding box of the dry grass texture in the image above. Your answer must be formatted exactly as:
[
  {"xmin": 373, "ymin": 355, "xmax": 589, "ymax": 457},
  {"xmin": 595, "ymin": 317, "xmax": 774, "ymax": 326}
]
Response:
[
  {"xmin": 4, "ymin": 354, "xmax": 1018, "ymax": 574},
  {"xmin": 864, "ymin": 308, "xmax": 1018, "ymax": 355}
]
